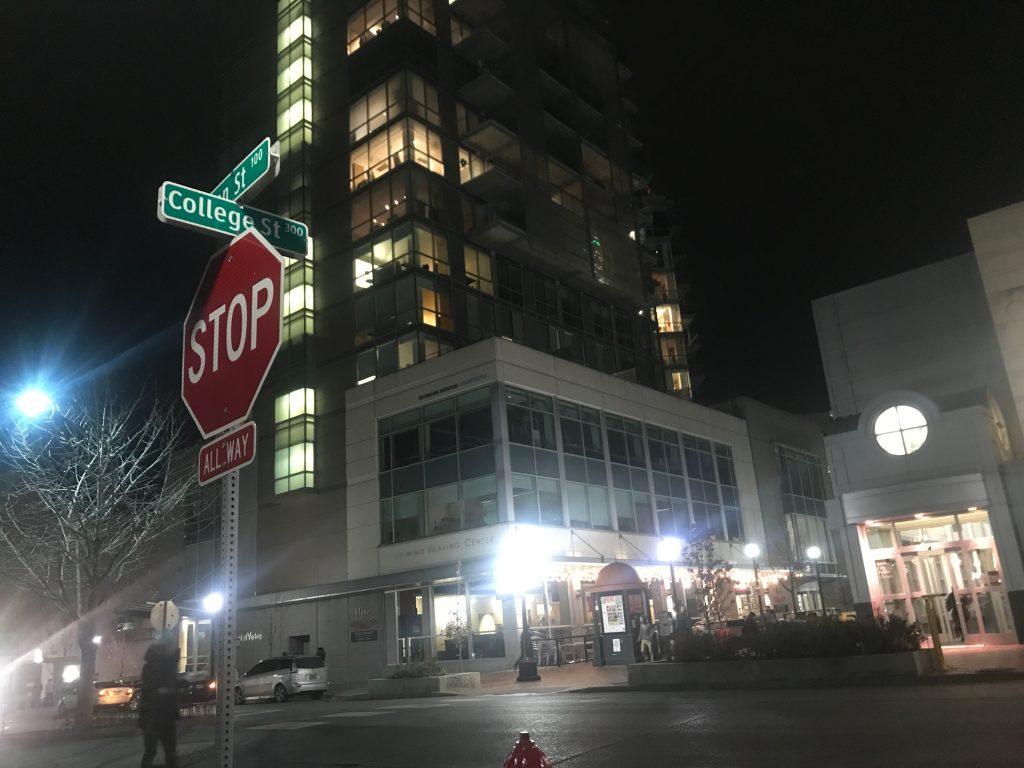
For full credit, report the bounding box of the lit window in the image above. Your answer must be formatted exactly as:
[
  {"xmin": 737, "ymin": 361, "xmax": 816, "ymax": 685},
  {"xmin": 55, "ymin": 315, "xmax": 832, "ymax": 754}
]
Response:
[
  {"xmin": 278, "ymin": 56, "xmax": 312, "ymax": 93},
  {"xmin": 352, "ymin": 222, "xmax": 447, "ymax": 291},
  {"xmin": 464, "ymin": 245, "xmax": 493, "ymax": 295},
  {"xmin": 283, "ymin": 284, "xmax": 313, "ymax": 315},
  {"xmin": 275, "ymin": 388, "xmax": 314, "ymax": 421},
  {"xmin": 667, "ymin": 370, "xmax": 690, "ymax": 395},
  {"xmin": 282, "ymin": 264, "xmax": 314, "ymax": 343},
  {"xmin": 654, "ymin": 304, "xmax": 683, "ymax": 333},
  {"xmin": 459, "ymin": 146, "xmax": 491, "ymax": 185},
  {"xmin": 275, "ymin": 388, "xmax": 315, "ymax": 494},
  {"xmin": 349, "ymin": 119, "xmax": 443, "ymax": 190},
  {"xmin": 347, "ymin": 0, "xmax": 435, "ymax": 56},
  {"xmin": 279, "ymin": 15, "xmax": 311, "ymax": 52},
  {"xmin": 874, "ymin": 405, "xmax": 928, "ymax": 456},
  {"xmin": 278, "ymin": 98, "xmax": 312, "ymax": 135}
]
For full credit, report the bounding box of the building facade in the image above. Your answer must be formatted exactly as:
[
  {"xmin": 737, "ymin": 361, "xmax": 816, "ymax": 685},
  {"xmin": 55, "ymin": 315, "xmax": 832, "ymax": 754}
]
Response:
[
  {"xmin": 235, "ymin": 339, "xmax": 827, "ymax": 683},
  {"xmin": 209, "ymin": 0, "xmax": 715, "ymax": 683},
  {"xmin": 814, "ymin": 253, "xmax": 1024, "ymax": 644}
]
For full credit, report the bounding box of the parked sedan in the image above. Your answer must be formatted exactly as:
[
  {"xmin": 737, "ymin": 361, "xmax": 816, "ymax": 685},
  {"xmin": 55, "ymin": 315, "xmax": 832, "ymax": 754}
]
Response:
[
  {"xmin": 57, "ymin": 681, "xmax": 135, "ymax": 715},
  {"xmin": 234, "ymin": 656, "xmax": 327, "ymax": 704}
]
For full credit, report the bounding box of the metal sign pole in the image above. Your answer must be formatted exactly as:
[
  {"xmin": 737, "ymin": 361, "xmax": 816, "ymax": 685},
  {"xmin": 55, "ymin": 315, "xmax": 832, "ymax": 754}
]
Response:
[{"xmin": 215, "ymin": 469, "xmax": 239, "ymax": 768}]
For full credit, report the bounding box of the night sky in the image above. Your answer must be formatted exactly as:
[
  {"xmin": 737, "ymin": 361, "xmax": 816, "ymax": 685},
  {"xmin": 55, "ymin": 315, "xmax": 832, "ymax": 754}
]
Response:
[{"xmin": 2, "ymin": 2, "xmax": 1023, "ymax": 413}]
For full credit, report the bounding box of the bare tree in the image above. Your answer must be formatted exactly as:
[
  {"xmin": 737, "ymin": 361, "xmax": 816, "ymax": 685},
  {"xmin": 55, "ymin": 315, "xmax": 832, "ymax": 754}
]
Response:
[
  {"xmin": 0, "ymin": 388, "xmax": 197, "ymax": 728},
  {"xmin": 682, "ymin": 534, "xmax": 733, "ymax": 627}
]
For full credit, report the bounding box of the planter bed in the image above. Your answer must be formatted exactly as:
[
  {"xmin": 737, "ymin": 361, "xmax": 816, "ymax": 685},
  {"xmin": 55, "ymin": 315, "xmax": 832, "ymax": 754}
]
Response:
[
  {"xmin": 628, "ymin": 650, "xmax": 938, "ymax": 689},
  {"xmin": 368, "ymin": 672, "xmax": 481, "ymax": 699}
]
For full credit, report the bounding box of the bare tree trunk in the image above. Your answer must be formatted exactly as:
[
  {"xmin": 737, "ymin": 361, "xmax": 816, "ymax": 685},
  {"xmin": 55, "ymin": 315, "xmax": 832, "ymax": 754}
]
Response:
[{"xmin": 75, "ymin": 618, "xmax": 97, "ymax": 730}]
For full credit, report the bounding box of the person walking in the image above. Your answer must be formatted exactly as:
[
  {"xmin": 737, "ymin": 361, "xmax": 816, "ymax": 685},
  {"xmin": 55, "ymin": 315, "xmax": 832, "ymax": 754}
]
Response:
[
  {"xmin": 639, "ymin": 617, "xmax": 657, "ymax": 662},
  {"xmin": 139, "ymin": 640, "xmax": 179, "ymax": 768}
]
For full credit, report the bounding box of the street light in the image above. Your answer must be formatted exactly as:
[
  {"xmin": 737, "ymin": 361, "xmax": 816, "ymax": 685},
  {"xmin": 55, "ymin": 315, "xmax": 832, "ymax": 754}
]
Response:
[
  {"xmin": 202, "ymin": 592, "xmax": 225, "ymax": 614},
  {"xmin": 657, "ymin": 536, "xmax": 684, "ymax": 617},
  {"xmin": 494, "ymin": 526, "xmax": 554, "ymax": 682},
  {"xmin": 806, "ymin": 545, "xmax": 824, "ymax": 613},
  {"xmin": 13, "ymin": 388, "xmax": 55, "ymax": 419},
  {"xmin": 743, "ymin": 542, "xmax": 763, "ymax": 616},
  {"xmin": 92, "ymin": 635, "xmax": 102, "ymax": 646}
]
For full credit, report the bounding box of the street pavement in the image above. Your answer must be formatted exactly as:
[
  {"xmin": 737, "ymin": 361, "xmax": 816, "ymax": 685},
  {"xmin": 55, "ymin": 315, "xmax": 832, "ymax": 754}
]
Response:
[
  {"xmin": 4, "ymin": 679, "xmax": 1023, "ymax": 767},
  {"xmin": 206, "ymin": 680, "xmax": 1024, "ymax": 767}
]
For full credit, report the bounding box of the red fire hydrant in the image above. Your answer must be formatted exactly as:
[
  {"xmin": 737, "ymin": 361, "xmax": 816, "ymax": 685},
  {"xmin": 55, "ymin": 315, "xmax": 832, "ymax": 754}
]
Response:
[{"xmin": 503, "ymin": 731, "xmax": 553, "ymax": 768}]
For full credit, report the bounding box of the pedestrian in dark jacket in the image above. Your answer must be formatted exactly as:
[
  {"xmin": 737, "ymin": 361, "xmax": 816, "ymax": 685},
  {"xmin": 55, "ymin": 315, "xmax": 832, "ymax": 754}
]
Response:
[{"xmin": 139, "ymin": 641, "xmax": 179, "ymax": 768}]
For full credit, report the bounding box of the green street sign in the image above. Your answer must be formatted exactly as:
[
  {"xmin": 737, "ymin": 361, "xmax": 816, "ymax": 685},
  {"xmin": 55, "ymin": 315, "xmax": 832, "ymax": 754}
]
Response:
[
  {"xmin": 212, "ymin": 137, "xmax": 279, "ymax": 203},
  {"xmin": 157, "ymin": 181, "xmax": 308, "ymax": 256}
]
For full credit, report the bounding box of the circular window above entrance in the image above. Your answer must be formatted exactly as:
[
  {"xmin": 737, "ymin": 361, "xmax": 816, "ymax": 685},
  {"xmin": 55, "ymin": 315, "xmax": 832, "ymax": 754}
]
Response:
[{"xmin": 874, "ymin": 405, "xmax": 928, "ymax": 455}]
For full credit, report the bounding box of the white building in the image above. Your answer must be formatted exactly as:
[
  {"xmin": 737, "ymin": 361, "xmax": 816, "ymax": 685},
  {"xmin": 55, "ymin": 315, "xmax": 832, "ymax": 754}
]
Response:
[{"xmin": 814, "ymin": 250, "xmax": 1024, "ymax": 644}]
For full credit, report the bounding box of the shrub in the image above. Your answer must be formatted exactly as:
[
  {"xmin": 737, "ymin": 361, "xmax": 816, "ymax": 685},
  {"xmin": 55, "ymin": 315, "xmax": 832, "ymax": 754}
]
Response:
[
  {"xmin": 388, "ymin": 659, "xmax": 447, "ymax": 679},
  {"xmin": 671, "ymin": 616, "xmax": 920, "ymax": 663}
]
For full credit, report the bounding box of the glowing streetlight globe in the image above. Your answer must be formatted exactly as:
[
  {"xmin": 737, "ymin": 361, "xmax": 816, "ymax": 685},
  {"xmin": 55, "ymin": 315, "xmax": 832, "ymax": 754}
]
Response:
[
  {"xmin": 806, "ymin": 545, "xmax": 822, "ymax": 561},
  {"xmin": 14, "ymin": 388, "xmax": 54, "ymax": 419},
  {"xmin": 656, "ymin": 536, "xmax": 684, "ymax": 562},
  {"xmin": 743, "ymin": 542, "xmax": 761, "ymax": 560},
  {"xmin": 202, "ymin": 592, "xmax": 225, "ymax": 613},
  {"xmin": 92, "ymin": 635, "xmax": 102, "ymax": 645}
]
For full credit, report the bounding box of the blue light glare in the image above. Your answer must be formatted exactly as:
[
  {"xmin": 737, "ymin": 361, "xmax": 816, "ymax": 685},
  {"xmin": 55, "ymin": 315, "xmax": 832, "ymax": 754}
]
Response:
[{"xmin": 14, "ymin": 388, "xmax": 54, "ymax": 419}]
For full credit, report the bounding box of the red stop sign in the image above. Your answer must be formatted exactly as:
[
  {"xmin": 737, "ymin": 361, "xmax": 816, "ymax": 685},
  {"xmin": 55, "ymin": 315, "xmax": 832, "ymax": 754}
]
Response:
[{"xmin": 182, "ymin": 229, "xmax": 284, "ymax": 438}]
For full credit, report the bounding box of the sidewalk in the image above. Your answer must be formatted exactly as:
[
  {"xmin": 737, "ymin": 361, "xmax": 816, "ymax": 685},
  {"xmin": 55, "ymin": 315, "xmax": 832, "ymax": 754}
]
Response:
[
  {"xmin": 939, "ymin": 644, "xmax": 1024, "ymax": 675},
  {"xmin": 0, "ymin": 721, "xmax": 213, "ymax": 768},
  {"xmin": 479, "ymin": 663, "xmax": 627, "ymax": 695}
]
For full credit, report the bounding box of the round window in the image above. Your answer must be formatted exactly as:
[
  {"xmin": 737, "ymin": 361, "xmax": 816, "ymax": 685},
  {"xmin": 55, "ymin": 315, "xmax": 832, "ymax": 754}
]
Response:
[{"xmin": 873, "ymin": 405, "xmax": 928, "ymax": 455}]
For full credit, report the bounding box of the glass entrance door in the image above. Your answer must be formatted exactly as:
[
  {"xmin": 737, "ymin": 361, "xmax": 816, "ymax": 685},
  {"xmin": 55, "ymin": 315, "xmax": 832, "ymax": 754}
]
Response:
[{"xmin": 863, "ymin": 509, "xmax": 1016, "ymax": 644}]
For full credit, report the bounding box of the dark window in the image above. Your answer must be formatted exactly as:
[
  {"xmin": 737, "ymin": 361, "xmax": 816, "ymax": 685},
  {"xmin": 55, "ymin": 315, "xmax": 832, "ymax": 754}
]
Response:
[
  {"xmin": 425, "ymin": 417, "xmax": 457, "ymax": 458},
  {"xmin": 458, "ymin": 406, "xmax": 492, "ymax": 448}
]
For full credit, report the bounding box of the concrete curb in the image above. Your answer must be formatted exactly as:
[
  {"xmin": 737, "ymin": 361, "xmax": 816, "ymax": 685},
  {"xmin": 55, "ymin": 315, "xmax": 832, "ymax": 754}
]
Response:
[{"xmin": 570, "ymin": 669, "xmax": 1024, "ymax": 693}]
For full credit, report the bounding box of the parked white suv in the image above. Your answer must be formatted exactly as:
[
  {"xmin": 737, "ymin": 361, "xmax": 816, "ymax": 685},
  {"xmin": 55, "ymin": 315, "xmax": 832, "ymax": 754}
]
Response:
[{"xmin": 234, "ymin": 656, "xmax": 327, "ymax": 704}]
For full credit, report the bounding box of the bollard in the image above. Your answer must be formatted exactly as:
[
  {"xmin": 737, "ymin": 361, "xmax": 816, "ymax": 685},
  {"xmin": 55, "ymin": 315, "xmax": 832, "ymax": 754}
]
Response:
[{"xmin": 503, "ymin": 731, "xmax": 553, "ymax": 768}]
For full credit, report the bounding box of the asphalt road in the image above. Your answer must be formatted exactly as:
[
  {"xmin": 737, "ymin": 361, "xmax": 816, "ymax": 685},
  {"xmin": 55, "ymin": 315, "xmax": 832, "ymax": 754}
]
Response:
[{"xmin": 196, "ymin": 680, "xmax": 1024, "ymax": 768}]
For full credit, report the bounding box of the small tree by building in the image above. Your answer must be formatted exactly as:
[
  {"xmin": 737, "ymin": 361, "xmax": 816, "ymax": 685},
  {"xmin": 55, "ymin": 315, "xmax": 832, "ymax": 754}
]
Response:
[
  {"xmin": 682, "ymin": 534, "xmax": 733, "ymax": 627},
  {"xmin": 0, "ymin": 388, "xmax": 197, "ymax": 728}
]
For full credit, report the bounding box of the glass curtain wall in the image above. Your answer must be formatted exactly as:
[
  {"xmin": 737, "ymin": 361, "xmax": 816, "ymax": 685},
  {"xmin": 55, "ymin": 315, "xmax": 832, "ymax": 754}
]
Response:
[{"xmin": 377, "ymin": 383, "xmax": 744, "ymax": 545}]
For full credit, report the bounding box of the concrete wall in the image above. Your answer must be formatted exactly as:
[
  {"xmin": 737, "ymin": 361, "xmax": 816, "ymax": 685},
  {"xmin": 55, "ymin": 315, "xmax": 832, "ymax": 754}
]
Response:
[
  {"xmin": 812, "ymin": 254, "xmax": 1016, "ymax": 432},
  {"xmin": 235, "ymin": 591, "xmax": 387, "ymax": 688},
  {"xmin": 970, "ymin": 201, "xmax": 1024, "ymax": 453}
]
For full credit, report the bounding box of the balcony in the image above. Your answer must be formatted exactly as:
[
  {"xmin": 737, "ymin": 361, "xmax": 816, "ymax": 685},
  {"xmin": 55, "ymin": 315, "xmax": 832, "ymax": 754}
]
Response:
[
  {"xmin": 458, "ymin": 69, "xmax": 514, "ymax": 113},
  {"xmin": 453, "ymin": 26, "xmax": 509, "ymax": 65},
  {"xmin": 461, "ymin": 118, "xmax": 519, "ymax": 163},
  {"xmin": 448, "ymin": 0, "xmax": 506, "ymax": 26},
  {"xmin": 465, "ymin": 203, "xmax": 526, "ymax": 251},
  {"xmin": 461, "ymin": 163, "xmax": 520, "ymax": 202}
]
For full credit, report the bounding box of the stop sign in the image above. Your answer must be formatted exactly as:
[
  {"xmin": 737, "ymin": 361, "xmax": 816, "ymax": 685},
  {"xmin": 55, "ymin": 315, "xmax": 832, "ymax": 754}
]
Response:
[{"xmin": 182, "ymin": 228, "xmax": 284, "ymax": 438}]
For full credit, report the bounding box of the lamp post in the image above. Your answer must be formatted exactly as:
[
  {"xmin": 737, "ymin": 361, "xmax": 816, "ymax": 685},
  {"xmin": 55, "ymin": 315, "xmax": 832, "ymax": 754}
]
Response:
[
  {"xmin": 743, "ymin": 543, "xmax": 763, "ymax": 615},
  {"xmin": 656, "ymin": 536, "xmax": 685, "ymax": 617},
  {"xmin": 806, "ymin": 545, "xmax": 824, "ymax": 612},
  {"xmin": 494, "ymin": 526, "xmax": 551, "ymax": 682},
  {"xmin": 202, "ymin": 592, "xmax": 224, "ymax": 681}
]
